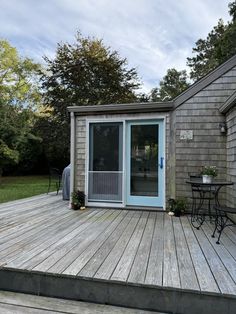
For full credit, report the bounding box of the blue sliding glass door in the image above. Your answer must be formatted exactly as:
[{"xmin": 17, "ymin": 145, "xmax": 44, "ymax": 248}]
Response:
[{"xmin": 126, "ymin": 120, "xmax": 164, "ymax": 207}]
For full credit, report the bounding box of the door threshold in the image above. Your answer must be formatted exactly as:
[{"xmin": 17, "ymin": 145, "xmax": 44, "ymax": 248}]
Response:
[
  {"xmin": 124, "ymin": 205, "xmax": 164, "ymax": 212},
  {"xmin": 86, "ymin": 205, "xmax": 164, "ymax": 211}
]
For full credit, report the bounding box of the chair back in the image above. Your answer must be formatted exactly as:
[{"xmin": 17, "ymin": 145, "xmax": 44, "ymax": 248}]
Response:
[
  {"xmin": 49, "ymin": 167, "xmax": 61, "ymax": 179},
  {"xmin": 48, "ymin": 167, "xmax": 62, "ymax": 194}
]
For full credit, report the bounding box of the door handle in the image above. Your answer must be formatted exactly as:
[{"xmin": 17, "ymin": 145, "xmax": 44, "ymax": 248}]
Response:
[{"xmin": 159, "ymin": 157, "xmax": 164, "ymax": 169}]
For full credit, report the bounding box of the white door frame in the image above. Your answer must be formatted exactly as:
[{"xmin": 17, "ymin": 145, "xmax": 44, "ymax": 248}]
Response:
[{"xmin": 85, "ymin": 114, "xmax": 166, "ymax": 209}]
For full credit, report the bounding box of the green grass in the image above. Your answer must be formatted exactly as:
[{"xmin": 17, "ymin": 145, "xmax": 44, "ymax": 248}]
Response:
[{"xmin": 0, "ymin": 176, "xmax": 51, "ymax": 204}]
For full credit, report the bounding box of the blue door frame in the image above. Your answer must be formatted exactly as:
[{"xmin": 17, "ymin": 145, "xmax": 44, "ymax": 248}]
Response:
[{"xmin": 126, "ymin": 120, "xmax": 164, "ymax": 207}]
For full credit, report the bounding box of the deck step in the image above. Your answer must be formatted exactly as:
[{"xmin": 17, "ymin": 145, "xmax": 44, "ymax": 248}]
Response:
[
  {"xmin": 0, "ymin": 268, "xmax": 236, "ymax": 314},
  {"xmin": 0, "ymin": 290, "xmax": 163, "ymax": 314}
]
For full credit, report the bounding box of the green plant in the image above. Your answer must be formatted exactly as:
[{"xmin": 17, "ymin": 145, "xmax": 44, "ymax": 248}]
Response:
[
  {"xmin": 201, "ymin": 166, "xmax": 217, "ymax": 177},
  {"xmin": 77, "ymin": 190, "xmax": 85, "ymax": 207},
  {"xmin": 167, "ymin": 197, "xmax": 187, "ymax": 217},
  {"xmin": 71, "ymin": 190, "xmax": 85, "ymax": 208},
  {"xmin": 71, "ymin": 191, "xmax": 79, "ymax": 206}
]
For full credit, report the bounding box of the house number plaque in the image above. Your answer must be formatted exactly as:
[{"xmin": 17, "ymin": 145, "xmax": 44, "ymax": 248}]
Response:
[{"xmin": 180, "ymin": 130, "xmax": 193, "ymax": 140}]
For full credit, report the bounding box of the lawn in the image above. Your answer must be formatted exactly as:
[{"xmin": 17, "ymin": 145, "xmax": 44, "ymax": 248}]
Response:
[{"xmin": 0, "ymin": 176, "xmax": 52, "ymax": 204}]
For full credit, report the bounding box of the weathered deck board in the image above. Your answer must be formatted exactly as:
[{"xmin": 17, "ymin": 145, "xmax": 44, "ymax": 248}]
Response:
[
  {"xmin": 205, "ymin": 221, "xmax": 236, "ymax": 260},
  {"xmin": 202, "ymin": 222, "xmax": 236, "ymax": 283},
  {"xmin": 78, "ymin": 211, "xmax": 134, "ymax": 278},
  {"xmin": 163, "ymin": 214, "xmax": 180, "ymax": 288},
  {"xmin": 0, "ymin": 210, "xmax": 77, "ymax": 266},
  {"xmin": 0, "ymin": 194, "xmax": 236, "ymax": 307},
  {"xmin": 0, "ymin": 193, "xmax": 54, "ymax": 210},
  {"xmin": 189, "ymin": 217, "xmax": 236, "ymax": 295},
  {"xmin": 5, "ymin": 209, "xmax": 100, "ymax": 269},
  {"xmin": 180, "ymin": 216, "xmax": 219, "ymax": 293},
  {"xmin": 108, "ymin": 211, "xmax": 146, "ymax": 282},
  {"xmin": 0, "ymin": 204, "xmax": 71, "ymax": 247},
  {"xmin": 30, "ymin": 209, "xmax": 108, "ymax": 271},
  {"xmin": 64, "ymin": 210, "xmax": 131, "ymax": 276},
  {"xmin": 145, "ymin": 212, "xmax": 164, "ymax": 286},
  {"xmin": 224, "ymin": 227, "xmax": 236, "ymax": 245},
  {"xmin": 0, "ymin": 206, "xmax": 63, "ymax": 243},
  {"xmin": 94, "ymin": 211, "xmax": 144, "ymax": 280},
  {"xmin": 0, "ymin": 200, "xmax": 65, "ymax": 235},
  {"xmin": 172, "ymin": 218, "xmax": 199, "ymax": 291},
  {"xmin": 49, "ymin": 210, "xmax": 121, "ymax": 274},
  {"xmin": 0, "ymin": 195, "xmax": 59, "ymax": 211},
  {"xmin": 128, "ymin": 212, "xmax": 155, "ymax": 284}
]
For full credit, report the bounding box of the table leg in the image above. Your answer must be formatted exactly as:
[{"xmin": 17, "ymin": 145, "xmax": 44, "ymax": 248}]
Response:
[{"xmin": 191, "ymin": 189, "xmax": 205, "ymax": 229}]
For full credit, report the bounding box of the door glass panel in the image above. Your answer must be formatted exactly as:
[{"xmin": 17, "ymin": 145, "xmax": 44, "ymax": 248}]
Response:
[
  {"xmin": 130, "ymin": 124, "xmax": 158, "ymax": 196},
  {"xmin": 88, "ymin": 123, "xmax": 123, "ymax": 202}
]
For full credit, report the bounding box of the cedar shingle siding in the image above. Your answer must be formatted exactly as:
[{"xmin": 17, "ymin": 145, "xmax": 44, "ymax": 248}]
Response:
[
  {"xmin": 75, "ymin": 118, "xmax": 86, "ymax": 193},
  {"xmin": 226, "ymin": 105, "xmax": 236, "ymax": 207},
  {"xmin": 174, "ymin": 66, "xmax": 236, "ymax": 202}
]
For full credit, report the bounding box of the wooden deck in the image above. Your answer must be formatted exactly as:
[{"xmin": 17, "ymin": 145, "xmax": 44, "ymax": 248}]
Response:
[{"xmin": 0, "ymin": 194, "xmax": 236, "ymax": 313}]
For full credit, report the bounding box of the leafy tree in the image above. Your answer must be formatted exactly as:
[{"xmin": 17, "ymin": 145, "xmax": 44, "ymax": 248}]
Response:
[
  {"xmin": 0, "ymin": 39, "xmax": 41, "ymax": 109},
  {"xmin": 0, "ymin": 40, "xmax": 42, "ymax": 176},
  {"xmin": 0, "ymin": 100, "xmax": 20, "ymax": 176},
  {"xmin": 149, "ymin": 68, "xmax": 190, "ymax": 101},
  {"xmin": 40, "ymin": 32, "xmax": 140, "ymax": 164},
  {"xmin": 229, "ymin": 0, "xmax": 236, "ymax": 20},
  {"xmin": 42, "ymin": 33, "xmax": 140, "ymax": 111},
  {"xmin": 136, "ymin": 93, "xmax": 150, "ymax": 102},
  {"xmin": 187, "ymin": 1, "xmax": 236, "ymax": 80}
]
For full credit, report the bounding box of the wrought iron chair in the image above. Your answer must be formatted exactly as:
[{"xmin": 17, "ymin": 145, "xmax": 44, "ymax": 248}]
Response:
[
  {"xmin": 212, "ymin": 205, "xmax": 236, "ymax": 244},
  {"xmin": 47, "ymin": 167, "xmax": 62, "ymax": 195}
]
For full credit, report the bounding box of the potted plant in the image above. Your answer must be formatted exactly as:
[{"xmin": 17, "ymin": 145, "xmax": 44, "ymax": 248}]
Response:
[
  {"xmin": 71, "ymin": 191, "xmax": 79, "ymax": 210},
  {"xmin": 167, "ymin": 198, "xmax": 187, "ymax": 217},
  {"xmin": 77, "ymin": 190, "xmax": 86, "ymax": 210},
  {"xmin": 201, "ymin": 166, "xmax": 217, "ymax": 183},
  {"xmin": 71, "ymin": 190, "xmax": 86, "ymax": 210}
]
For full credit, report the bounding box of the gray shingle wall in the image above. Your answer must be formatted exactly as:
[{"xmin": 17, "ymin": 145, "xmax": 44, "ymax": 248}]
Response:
[
  {"xmin": 226, "ymin": 106, "xmax": 236, "ymax": 208},
  {"xmin": 175, "ymin": 66, "xmax": 236, "ymax": 202},
  {"xmin": 74, "ymin": 112, "xmax": 171, "ymax": 201},
  {"xmin": 75, "ymin": 118, "xmax": 86, "ymax": 192}
]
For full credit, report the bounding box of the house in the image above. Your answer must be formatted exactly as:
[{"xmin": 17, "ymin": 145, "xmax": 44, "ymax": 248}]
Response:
[{"xmin": 68, "ymin": 54, "xmax": 236, "ymax": 211}]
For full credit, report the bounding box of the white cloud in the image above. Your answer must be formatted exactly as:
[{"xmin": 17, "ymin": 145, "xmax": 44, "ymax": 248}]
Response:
[{"xmin": 0, "ymin": 0, "xmax": 231, "ymax": 93}]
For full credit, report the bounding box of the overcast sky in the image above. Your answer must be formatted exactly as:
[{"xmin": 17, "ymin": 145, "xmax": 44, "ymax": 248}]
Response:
[{"xmin": 0, "ymin": 0, "xmax": 231, "ymax": 92}]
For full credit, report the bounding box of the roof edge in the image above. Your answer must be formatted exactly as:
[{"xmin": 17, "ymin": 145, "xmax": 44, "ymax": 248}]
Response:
[
  {"xmin": 219, "ymin": 90, "xmax": 236, "ymax": 114},
  {"xmin": 68, "ymin": 102, "xmax": 174, "ymax": 115},
  {"xmin": 174, "ymin": 54, "xmax": 236, "ymax": 108}
]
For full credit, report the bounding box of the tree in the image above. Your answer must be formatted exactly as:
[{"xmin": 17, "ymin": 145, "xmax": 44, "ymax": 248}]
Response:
[
  {"xmin": 0, "ymin": 40, "xmax": 42, "ymax": 176},
  {"xmin": 136, "ymin": 93, "xmax": 150, "ymax": 102},
  {"xmin": 42, "ymin": 33, "xmax": 140, "ymax": 114},
  {"xmin": 40, "ymin": 32, "xmax": 140, "ymax": 164},
  {"xmin": 229, "ymin": 0, "xmax": 236, "ymax": 21},
  {"xmin": 0, "ymin": 39, "xmax": 42, "ymax": 109},
  {"xmin": 187, "ymin": 1, "xmax": 236, "ymax": 80},
  {"xmin": 149, "ymin": 68, "xmax": 190, "ymax": 102}
]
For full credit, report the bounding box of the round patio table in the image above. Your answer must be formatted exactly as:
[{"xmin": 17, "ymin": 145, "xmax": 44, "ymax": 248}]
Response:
[{"xmin": 186, "ymin": 179, "xmax": 233, "ymax": 229}]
